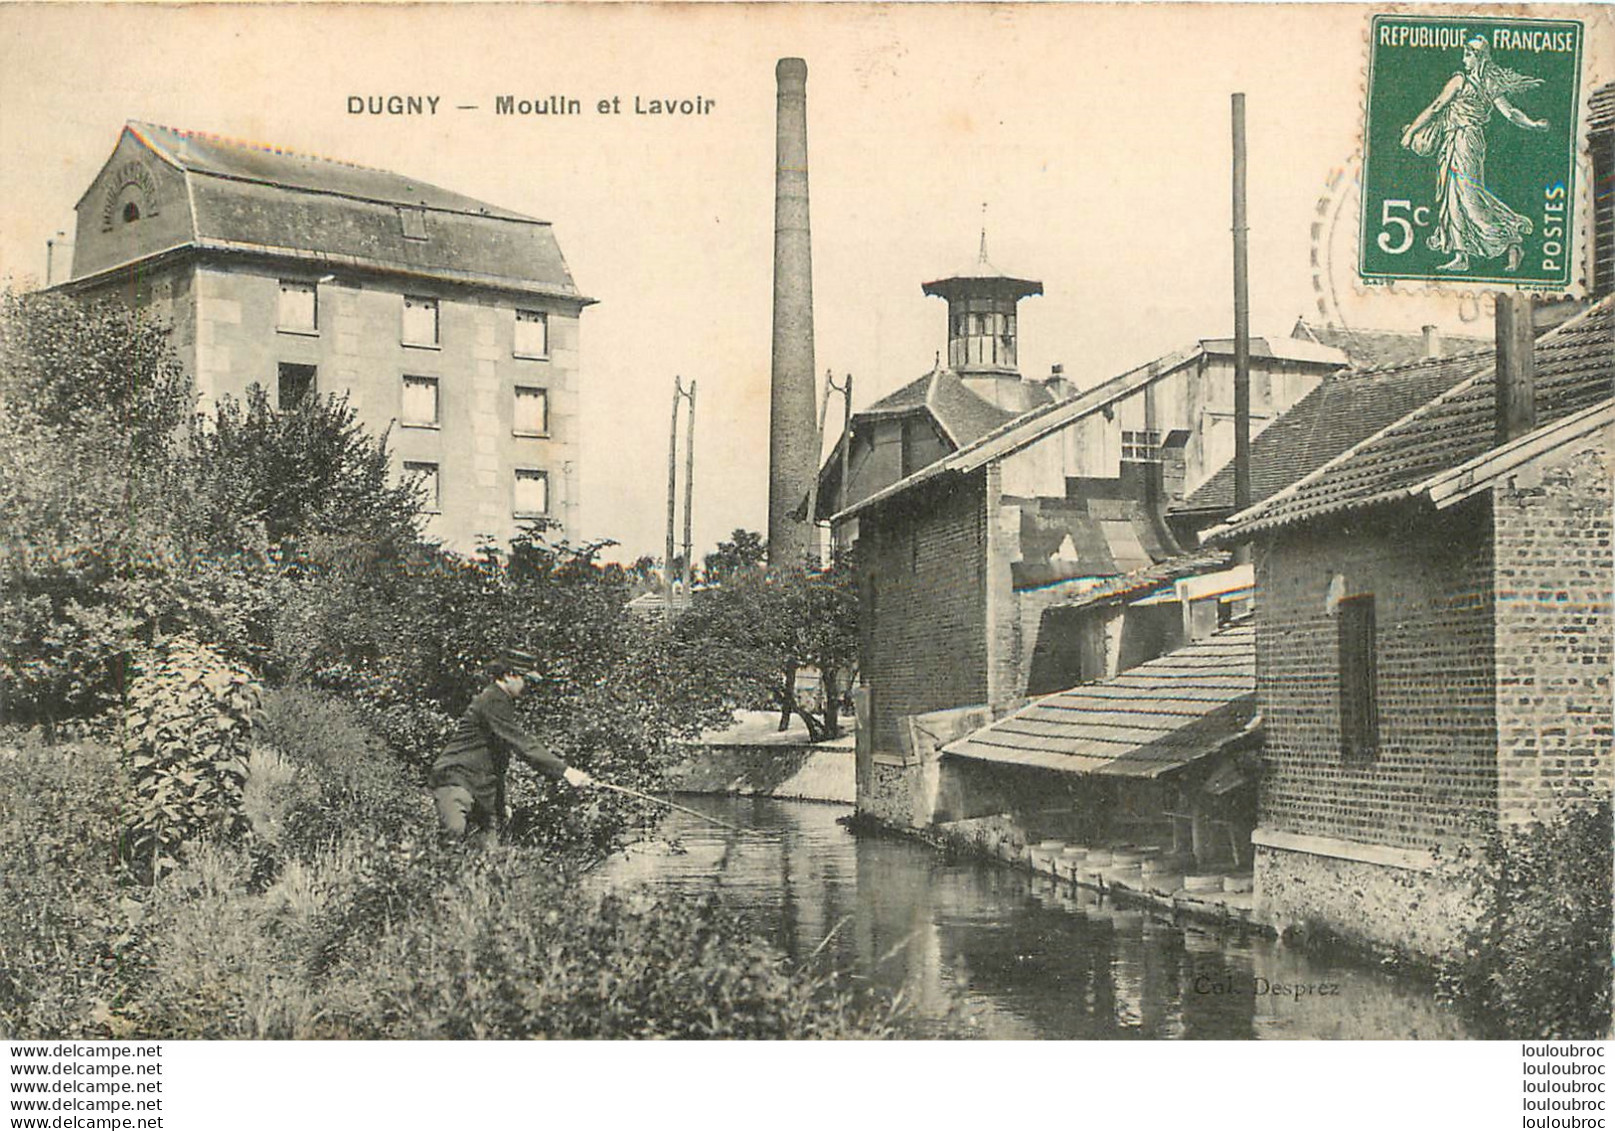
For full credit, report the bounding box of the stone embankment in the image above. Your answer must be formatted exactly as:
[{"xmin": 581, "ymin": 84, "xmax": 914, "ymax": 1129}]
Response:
[{"xmin": 668, "ymin": 711, "xmax": 855, "ymax": 804}]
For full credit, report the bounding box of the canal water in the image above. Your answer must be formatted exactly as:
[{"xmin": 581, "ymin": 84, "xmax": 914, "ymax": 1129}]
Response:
[{"xmin": 593, "ymin": 795, "xmax": 1478, "ymax": 1039}]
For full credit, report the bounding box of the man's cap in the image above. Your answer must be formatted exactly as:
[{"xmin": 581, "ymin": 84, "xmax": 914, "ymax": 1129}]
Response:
[{"xmin": 503, "ymin": 648, "xmax": 543, "ymax": 679}]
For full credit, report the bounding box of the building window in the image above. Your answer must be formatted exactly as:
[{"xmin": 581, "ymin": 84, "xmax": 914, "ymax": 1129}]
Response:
[
  {"xmin": 1338, "ymin": 595, "xmax": 1380, "ymax": 762},
  {"xmin": 514, "ymin": 468, "xmax": 548, "ymax": 517},
  {"xmin": 122, "ymin": 202, "xmax": 141, "ymax": 223},
  {"xmin": 514, "ymin": 386, "xmax": 548, "ymax": 436},
  {"xmin": 404, "ymin": 460, "xmax": 440, "ymax": 513},
  {"xmin": 1121, "ymin": 429, "xmax": 1162, "ymax": 462},
  {"xmin": 403, "ymin": 296, "xmax": 439, "ymax": 346},
  {"xmin": 277, "ymin": 281, "xmax": 317, "ymax": 333},
  {"xmin": 401, "ymin": 375, "xmax": 439, "ymax": 427},
  {"xmin": 277, "ymin": 363, "xmax": 316, "ymax": 410},
  {"xmin": 514, "ymin": 309, "xmax": 549, "ymax": 358},
  {"xmin": 398, "ymin": 206, "xmax": 429, "ymax": 241}
]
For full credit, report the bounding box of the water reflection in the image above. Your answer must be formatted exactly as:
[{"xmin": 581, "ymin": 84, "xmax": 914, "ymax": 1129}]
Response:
[{"xmin": 591, "ymin": 796, "xmax": 1473, "ymax": 1039}]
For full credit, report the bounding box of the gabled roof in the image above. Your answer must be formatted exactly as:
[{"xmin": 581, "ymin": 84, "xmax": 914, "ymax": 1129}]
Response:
[
  {"xmin": 1175, "ymin": 349, "xmax": 1492, "ymax": 514},
  {"xmin": 943, "ymin": 621, "xmax": 1257, "ymax": 777},
  {"xmin": 834, "ymin": 336, "xmax": 1347, "ymax": 522},
  {"xmin": 1291, "ymin": 319, "xmax": 1488, "ymax": 370},
  {"xmin": 1210, "ymin": 297, "xmax": 1613, "ymax": 541},
  {"xmin": 77, "ymin": 123, "xmax": 589, "ymax": 302}
]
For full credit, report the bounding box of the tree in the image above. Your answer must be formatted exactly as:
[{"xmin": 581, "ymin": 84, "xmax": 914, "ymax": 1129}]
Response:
[
  {"xmin": 0, "ymin": 290, "xmax": 194, "ymax": 724},
  {"xmin": 702, "ymin": 528, "xmax": 766, "ymax": 584},
  {"xmin": 676, "ymin": 554, "xmax": 858, "ymax": 742}
]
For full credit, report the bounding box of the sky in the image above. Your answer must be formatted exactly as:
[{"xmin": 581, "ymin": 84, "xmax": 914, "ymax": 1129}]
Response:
[{"xmin": 2, "ymin": 3, "xmax": 1608, "ymax": 563}]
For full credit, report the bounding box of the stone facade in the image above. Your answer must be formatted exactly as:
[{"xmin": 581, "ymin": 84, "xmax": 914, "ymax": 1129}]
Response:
[
  {"xmin": 64, "ymin": 124, "xmax": 587, "ymax": 554},
  {"xmin": 1253, "ymin": 842, "xmax": 1478, "ymax": 958}
]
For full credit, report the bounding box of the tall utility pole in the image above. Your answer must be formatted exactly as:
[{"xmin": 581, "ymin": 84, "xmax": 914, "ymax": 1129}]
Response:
[
  {"xmin": 803, "ymin": 369, "xmax": 835, "ymax": 566},
  {"xmin": 1231, "ymin": 93, "xmax": 1252, "ymax": 564},
  {"xmin": 835, "ymin": 372, "xmax": 853, "ymax": 520},
  {"xmin": 681, "ymin": 379, "xmax": 697, "ymax": 591},
  {"xmin": 664, "ymin": 376, "xmax": 696, "ymax": 620}
]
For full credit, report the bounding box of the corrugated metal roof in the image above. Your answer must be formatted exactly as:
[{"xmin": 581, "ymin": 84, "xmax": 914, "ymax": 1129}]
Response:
[
  {"xmin": 834, "ymin": 337, "xmax": 1346, "ymax": 522},
  {"xmin": 1210, "ymin": 297, "xmax": 1613, "ymax": 541},
  {"xmin": 113, "ymin": 123, "xmax": 587, "ymax": 301},
  {"xmin": 1049, "ymin": 548, "xmax": 1234, "ymax": 611},
  {"xmin": 944, "ymin": 622, "xmax": 1256, "ymax": 777}
]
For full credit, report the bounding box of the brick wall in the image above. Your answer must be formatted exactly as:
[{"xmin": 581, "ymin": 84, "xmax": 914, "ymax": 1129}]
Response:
[
  {"xmin": 1492, "ymin": 431, "xmax": 1614, "ymax": 824},
  {"xmin": 1255, "ymin": 500, "xmax": 1498, "ymax": 851},
  {"xmin": 858, "ymin": 471, "xmax": 989, "ymax": 757}
]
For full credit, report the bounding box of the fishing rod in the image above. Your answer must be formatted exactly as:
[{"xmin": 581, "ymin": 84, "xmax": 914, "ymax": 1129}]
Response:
[{"xmin": 591, "ymin": 779, "xmax": 753, "ymax": 834}]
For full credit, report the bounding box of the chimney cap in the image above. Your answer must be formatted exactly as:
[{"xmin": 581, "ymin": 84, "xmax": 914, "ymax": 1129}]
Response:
[{"xmin": 777, "ymin": 58, "xmax": 808, "ymax": 83}]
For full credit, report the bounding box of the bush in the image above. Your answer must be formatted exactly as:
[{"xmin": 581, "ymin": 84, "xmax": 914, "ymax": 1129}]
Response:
[
  {"xmin": 1442, "ymin": 799, "xmax": 1614, "ymax": 1038},
  {"xmin": 121, "ymin": 639, "xmax": 260, "ymax": 880},
  {"xmin": 252, "ymin": 686, "xmax": 428, "ymax": 858},
  {"xmin": 0, "ymin": 733, "xmax": 132, "ymax": 1038},
  {"xmin": 112, "ymin": 840, "xmax": 898, "ymax": 1040}
]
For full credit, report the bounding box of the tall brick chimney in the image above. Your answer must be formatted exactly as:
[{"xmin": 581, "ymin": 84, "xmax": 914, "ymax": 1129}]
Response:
[
  {"xmin": 767, "ymin": 57, "xmax": 818, "ymax": 566},
  {"xmin": 1495, "ymin": 293, "xmax": 1536, "ymax": 446}
]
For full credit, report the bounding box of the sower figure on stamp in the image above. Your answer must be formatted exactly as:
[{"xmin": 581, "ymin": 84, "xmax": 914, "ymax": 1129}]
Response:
[
  {"xmin": 430, "ymin": 651, "xmax": 594, "ymax": 844},
  {"xmin": 1400, "ymin": 35, "xmax": 1548, "ymax": 273}
]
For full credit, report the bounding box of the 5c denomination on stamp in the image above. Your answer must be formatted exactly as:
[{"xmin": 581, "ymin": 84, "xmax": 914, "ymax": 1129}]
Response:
[{"xmin": 1360, "ymin": 14, "xmax": 1583, "ymax": 289}]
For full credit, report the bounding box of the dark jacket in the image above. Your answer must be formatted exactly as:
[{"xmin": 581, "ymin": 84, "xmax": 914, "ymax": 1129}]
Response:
[{"xmin": 430, "ymin": 684, "xmax": 568, "ymax": 807}]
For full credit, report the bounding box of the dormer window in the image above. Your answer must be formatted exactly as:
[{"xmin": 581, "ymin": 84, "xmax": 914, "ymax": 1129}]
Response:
[{"xmin": 122, "ymin": 202, "xmax": 141, "ymax": 223}]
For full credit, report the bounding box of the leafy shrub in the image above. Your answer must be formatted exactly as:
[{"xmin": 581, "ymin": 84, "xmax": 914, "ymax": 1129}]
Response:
[
  {"xmin": 121, "ymin": 639, "xmax": 260, "ymax": 879},
  {"xmin": 1442, "ymin": 799, "xmax": 1613, "ymax": 1038}
]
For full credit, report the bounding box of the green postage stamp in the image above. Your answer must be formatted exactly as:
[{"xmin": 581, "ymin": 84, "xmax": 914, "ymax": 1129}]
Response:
[{"xmin": 1361, "ymin": 14, "xmax": 1583, "ymax": 288}]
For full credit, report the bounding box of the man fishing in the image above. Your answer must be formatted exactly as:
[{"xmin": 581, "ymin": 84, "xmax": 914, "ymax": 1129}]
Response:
[{"xmin": 430, "ymin": 651, "xmax": 594, "ymax": 843}]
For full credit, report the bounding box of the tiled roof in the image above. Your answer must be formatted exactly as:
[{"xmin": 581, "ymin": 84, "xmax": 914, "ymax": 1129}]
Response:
[
  {"xmin": 1212, "ymin": 297, "xmax": 1613, "ymax": 540},
  {"xmin": 1291, "ymin": 320, "xmax": 1488, "ymax": 370},
  {"xmin": 1590, "ymin": 81, "xmax": 1615, "ymax": 131},
  {"xmin": 944, "ymin": 622, "xmax": 1256, "ymax": 777},
  {"xmin": 1176, "ymin": 350, "xmax": 1491, "ymax": 513},
  {"xmin": 858, "ymin": 366, "xmax": 1028, "ymax": 447},
  {"xmin": 106, "ymin": 123, "xmax": 587, "ymax": 301}
]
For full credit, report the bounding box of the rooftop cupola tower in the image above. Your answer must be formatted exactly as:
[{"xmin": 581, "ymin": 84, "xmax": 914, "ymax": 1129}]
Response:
[{"xmin": 921, "ymin": 229, "xmax": 1043, "ymax": 410}]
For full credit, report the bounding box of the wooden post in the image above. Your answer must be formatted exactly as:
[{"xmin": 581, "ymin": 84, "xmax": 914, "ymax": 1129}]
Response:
[{"xmin": 1495, "ymin": 293, "xmax": 1537, "ymax": 445}]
